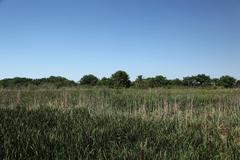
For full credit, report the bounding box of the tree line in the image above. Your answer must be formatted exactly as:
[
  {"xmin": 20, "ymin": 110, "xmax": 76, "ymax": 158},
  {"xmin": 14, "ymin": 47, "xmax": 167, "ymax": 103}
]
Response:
[{"xmin": 0, "ymin": 70, "xmax": 240, "ymax": 89}]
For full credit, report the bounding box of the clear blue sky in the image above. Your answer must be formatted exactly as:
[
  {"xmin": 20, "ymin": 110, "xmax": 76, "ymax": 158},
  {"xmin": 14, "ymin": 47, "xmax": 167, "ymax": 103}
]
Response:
[{"xmin": 0, "ymin": 0, "xmax": 239, "ymax": 81}]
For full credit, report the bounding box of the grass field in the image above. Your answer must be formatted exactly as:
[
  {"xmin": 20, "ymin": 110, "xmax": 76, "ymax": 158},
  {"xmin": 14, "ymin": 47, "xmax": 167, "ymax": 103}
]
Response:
[{"xmin": 1, "ymin": 88, "xmax": 240, "ymax": 159}]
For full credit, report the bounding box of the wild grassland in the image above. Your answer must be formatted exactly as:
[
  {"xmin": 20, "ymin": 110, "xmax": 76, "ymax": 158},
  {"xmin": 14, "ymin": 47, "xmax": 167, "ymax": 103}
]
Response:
[{"xmin": 0, "ymin": 88, "xmax": 240, "ymax": 159}]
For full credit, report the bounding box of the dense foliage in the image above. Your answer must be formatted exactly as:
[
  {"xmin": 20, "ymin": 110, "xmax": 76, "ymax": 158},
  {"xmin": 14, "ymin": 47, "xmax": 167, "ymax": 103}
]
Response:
[
  {"xmin": 79, "ymin": 74, "xmax": 99, "ymax": 86},
  {"xmin": 110, "ymin": 71, "xmax": 131, "ymax": 88},
  {"xmin": 0, "ymin": 71, "xmax": 239, "ymax": 89},
  {"xmin": 0, "ymin": 76, "xmax": 76, "ymax": 89},
  {"xmin": 218, "ymin": 76, "xmax": 237, "ymax": 88},
  {"xmin": 182, "ymin": 74, "xmax": 211, "ymax": 87}
]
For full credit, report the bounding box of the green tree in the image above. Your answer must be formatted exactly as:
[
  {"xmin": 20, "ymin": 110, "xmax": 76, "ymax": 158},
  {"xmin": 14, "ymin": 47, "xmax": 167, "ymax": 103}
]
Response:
[
  {"xmin": 218, "ymin": 76, "xmax": 236, "ymax": 88},
  {"xmin": 154, "ymin": 75, "xmax": 168, "ymax": 87},
  {"xmin": 0, "ymin": 77, "xmax": 33, "ymax": 88},
  {"xmin": 183, "ymin": 74, "xmax": 211, "ymax": 87},
  {"xmin": 136, "ymin": 75, "xmax": 143, "ymax": 82},
  {"xmin": 0, "ymin": 76, "xmax": 76, "ymax": 89},
  {"xmin": 133, "ymin": 75, "xmax": 145, "ymax": 88},
  {"xmin": 195, "ymin": 74, "xmax": 211, "ymax": 86},
  {"xmin": 236, "ymin": 80, "xmax": 240, "ymax": 88},
  {"xmin": 97, "ymin": 77, "xmax": 112, "ymax": 87},
  {"xmin": 142, "ymin": 76, "xmax": 168, "ymax": 88},
  {"xmin": 211, "ymin": 78, "xmax": 219, "ymax": 86},
  {"xmin": 133, "ymin": 75, "xmax": 154, "ymax": 89},
  {"xmin": 39, "ymin": 76, "xmax": 76, "ymax": 88},
  {"xmin": 145, "ymin": 78, "xmax": 156, "ymax": 88},
  {"xmin": 80, "ymin": 74, "xmax": 99, "ymax": 86},
  {"xmin": 183, "ymin": 76, "xmax": 197, "ymax": 87},
  {"xmin": 168, "ymin": 78, "xmax": 183, "ymax": 86},
  {"xmin": 111, "ymin": 71, "xmax": 131, "ymax": 88}
]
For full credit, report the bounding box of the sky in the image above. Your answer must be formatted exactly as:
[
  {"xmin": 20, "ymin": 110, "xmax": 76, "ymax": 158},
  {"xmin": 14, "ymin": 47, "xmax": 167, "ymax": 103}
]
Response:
[{"xmin": 0, "ymin": 0, "xmax": 240, "ymax": 81}]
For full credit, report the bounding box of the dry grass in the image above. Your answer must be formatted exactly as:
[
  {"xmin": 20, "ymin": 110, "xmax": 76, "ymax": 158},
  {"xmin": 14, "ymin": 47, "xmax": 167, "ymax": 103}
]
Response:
[{"xmin": 1, "ymin": 88, "xmax": 240, "ymax": 159}]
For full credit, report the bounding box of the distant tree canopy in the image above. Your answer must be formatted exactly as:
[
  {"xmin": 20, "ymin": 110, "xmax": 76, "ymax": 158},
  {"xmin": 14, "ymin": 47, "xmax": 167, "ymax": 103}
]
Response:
[
  {"xmin": 0, "ymin": 77, "xmax": 33, "ymax": 88},
  {"xmin": 79, "ymin": 74, "xmax": 99, "ymax": 86},
  {"xmin": 141, "ymin": 76, "xmax": 168, "ymax": 88},
  {"xmin": 218, "ymin": 76, "xmax": 236, "ymax": 88},
  {"xmin": 0, "ymin": 72, "xmax": 239, "ymax": 89},
  {"xmin": 0, "ymin": 76, "xmax": 76, "ymax": 89},
  {"xmin": 183, "ymin": 74, "xmax": 211, "ymax": 87},
  {"xmin": 97, "ymin": 77, "xmax": 112, "ymax": 87},
  {"xmin": 168, "ymin": 78, "xmax": 183, "ymax": 86},
  {"xmin": 237, "ymin": 80, "xmax": 240, "ymax": 88},
  {"xmin": 111, "ymin": 71, "xmax": 131, "ymax": 88},
  {"xmin": 36, "ymin": 76, "xmax": 76, "ymax": 88},
  {"xmin": 133, "ymin": 75, "xmax": 146, "ymax": 88}
]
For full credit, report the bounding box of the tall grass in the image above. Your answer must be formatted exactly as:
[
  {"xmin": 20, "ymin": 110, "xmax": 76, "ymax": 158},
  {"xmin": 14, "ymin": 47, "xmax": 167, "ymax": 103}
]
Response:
[{"xmin": 0, "ymin": 88, "xmax": 240, "ymax": 159}]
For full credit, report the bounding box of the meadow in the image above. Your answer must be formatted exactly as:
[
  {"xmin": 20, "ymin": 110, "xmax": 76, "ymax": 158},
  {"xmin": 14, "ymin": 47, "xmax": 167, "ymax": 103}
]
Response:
[{"xmin": 1, "ymin": 88, "xmax": 240, "ymax": 159}]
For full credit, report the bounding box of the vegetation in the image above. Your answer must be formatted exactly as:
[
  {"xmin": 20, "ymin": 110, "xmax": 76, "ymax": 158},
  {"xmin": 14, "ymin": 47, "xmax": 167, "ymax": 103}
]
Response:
[
  {"xmin": 182, "ymin": 74, "xmax": 211, "ymax": 87},
  {"xmin": 1, "ymin": 88, "xmax": 240, "ymax": 159},
  {"xmin": 218, "ymin": 76, "xmax": 237, "ymax": 88},
  {"xmin": 0, "ymin": 71, "xmax": 239, "ymax": 89},
  {"xmin": 80, "ymin": 74, "xmax": 99, "ymax": 86},
  {"xmin": 97, "ymin": 77, "xmax": 112, "ymax": 87},
  {"xmin": 0, "ymin": 76, "xmax": 76, "ymax": 89},
  {"xmin": 110, "ymin": 71, "xmax": 131, "ymax": 88},
  {"xmin": 237, "ymin": 80, "xmax": 240, "ymax": 87}
]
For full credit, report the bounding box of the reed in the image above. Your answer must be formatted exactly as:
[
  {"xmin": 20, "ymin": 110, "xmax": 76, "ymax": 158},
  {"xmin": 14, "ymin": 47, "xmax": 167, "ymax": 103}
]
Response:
[{"xmin": 0, "ymin": 88, "xmax": 240, "ymax": 159}]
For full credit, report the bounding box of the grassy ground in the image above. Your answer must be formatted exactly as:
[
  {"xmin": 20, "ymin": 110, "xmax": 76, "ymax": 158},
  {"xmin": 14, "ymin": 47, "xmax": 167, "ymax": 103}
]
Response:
[{"xmin": 0, "ymin": 88, "xmax": 240, "ymax": 159}]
